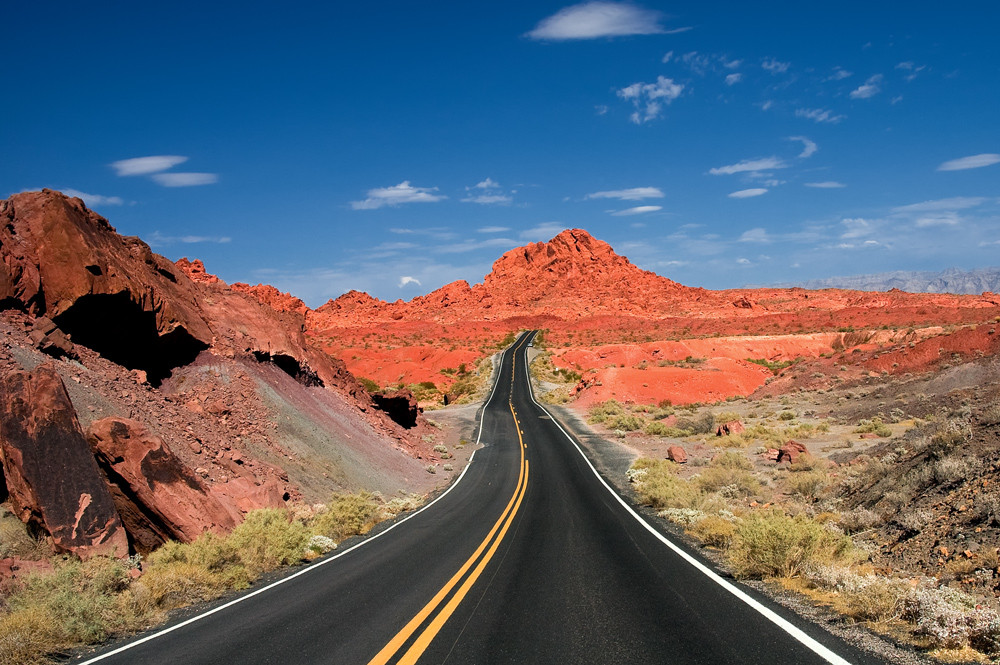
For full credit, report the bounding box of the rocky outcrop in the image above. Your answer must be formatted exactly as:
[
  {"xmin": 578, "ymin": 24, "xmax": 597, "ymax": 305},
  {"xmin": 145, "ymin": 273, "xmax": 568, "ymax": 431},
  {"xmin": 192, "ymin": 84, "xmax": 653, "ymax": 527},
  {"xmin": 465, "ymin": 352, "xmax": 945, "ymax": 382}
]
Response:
[
  {"xmin": 86, "ymin": 417, "xmax": 238, "ymax": 553},
  {"xmin": 231, "ymin": 283, "xmax": 309, "ymax": 316},
  {"xmin": 371, "ymin": 390, "xmax": 421, "ymax": 429},
  {"xmin": 777, "ymin": 440, "xmax": 808, "ymax": 464},
  {"xmin": 0, "ymin": 364, "xmax": 128, "ymax": 558},
  {"xmin": 716, "ymin": 420, "xmax": 745, "ymax": 437},
  {"xmin": 666, "ymin": 446, "xmax": 687, "ymax": 464}
]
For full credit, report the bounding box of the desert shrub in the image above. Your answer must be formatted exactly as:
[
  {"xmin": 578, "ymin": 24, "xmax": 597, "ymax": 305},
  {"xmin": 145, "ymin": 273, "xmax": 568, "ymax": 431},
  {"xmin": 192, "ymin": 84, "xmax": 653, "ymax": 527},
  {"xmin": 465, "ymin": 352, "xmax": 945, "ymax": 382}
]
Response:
[
  {"xmin": 588, "ymin": 400, "xmax": 625, "ymax": 424},
  {"xmin": 688, "ymin": 515, "xmax": 737, "ymax": 549},
  {"xmin": 714, "ymin": 411, "xmax": 741, "ymax": 425},
  {"xmin": 807, "ymin": 566, "xmax": 910, "ymax": 622},
  {"xmin": 694, "ymin": 467, "xmax": 759, "ymax": 498},
  {"xmin": 979, "ymin": 402, "xmax": 1000, "ymax": 427},
  {"xmin": 932, "ymin": 455, "xmax": 975, "ymax": 485},
  {"xmin": 0, "ymin": 557, "xmax": 154, "ymax": 664},
  {"xmin": 853, "ymin": 417, "xmax": 892, "ymax": 438},
  {"xmin": 778, "ymin": 411, "xmax": 796, "ymax": 421},
  {"xmin": 357, "ymin": 377, "xmax": 380, "ymax": 393},
  {"xmin": 676, "ymin": 412, "xmax": 715, "ymax": 435},
  {"xmin": 610, "ymin": 414, "xmax": 644, "ymax": 432},
  {"xmin": 904, "ymin": 585, "xmax": 986, "ymax": 649},
  {"xmin": 644, "ymin": 421, "xmax": 670, "ymax": 436},
  {"xmin": 786, "ymin": 470, "xmax": 830, "ymax": 501},
  {"xmin": 313, "ymin": 492, "xmax": 381, "ymax": 543},
  {"xmin": 728, "ymin": 511, "xmax": 856, "ymax": 579},
  {"xmin": 227, "ymin": 509, "xmax": 308, "ymax": 575},
  {"xmin": 709, "ymin": 451, "xmax": 753, "ymax": 470},
  {"xmin": 630, "ymin": 459, "xmax": 701, "ymax": 510},
  {"xmin": 0, "ymin": 510, "xmax": 48, "ymax": 560}
]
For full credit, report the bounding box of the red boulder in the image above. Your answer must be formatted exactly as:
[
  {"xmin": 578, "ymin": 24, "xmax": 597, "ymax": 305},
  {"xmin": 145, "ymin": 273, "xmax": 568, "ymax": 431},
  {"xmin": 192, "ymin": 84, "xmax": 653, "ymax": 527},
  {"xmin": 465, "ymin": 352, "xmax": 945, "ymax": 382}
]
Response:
[
  {"xmin": 87, "ymin": 417, "xmax": 238, "ymax": 552},
  {"xmin": 666, "ymin": 446, "xmax": 688, "ymax": 464},
  {"xmin": 716, "ymin": 420, "xmax": 745, "ymax": 437},
  {"xmin": 777, "ymin": 440, "xmax": 808, "ymax": 464},
  {"xmin": 0, "ymin": 364, "xmax": 128, "ymax": 558}
]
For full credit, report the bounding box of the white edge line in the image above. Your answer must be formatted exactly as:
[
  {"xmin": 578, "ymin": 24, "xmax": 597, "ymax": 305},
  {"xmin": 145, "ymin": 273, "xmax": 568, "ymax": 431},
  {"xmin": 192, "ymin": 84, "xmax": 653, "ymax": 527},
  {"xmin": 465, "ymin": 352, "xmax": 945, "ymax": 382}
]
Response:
[
  {"xmin": 78, "ymin": 341, "xmax": 518, "ymax": 664},
  {"xmin": 522, "ymin": 334, "xmax": 853, "ymax": 665}
]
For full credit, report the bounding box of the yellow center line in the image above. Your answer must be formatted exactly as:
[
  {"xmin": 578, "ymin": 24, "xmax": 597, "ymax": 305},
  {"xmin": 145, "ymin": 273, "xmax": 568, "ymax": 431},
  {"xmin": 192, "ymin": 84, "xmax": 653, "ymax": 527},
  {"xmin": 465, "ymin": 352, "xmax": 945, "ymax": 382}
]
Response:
[{"xmin": 366, "ymin": 333, "xmax": 531, "ymax": 665}]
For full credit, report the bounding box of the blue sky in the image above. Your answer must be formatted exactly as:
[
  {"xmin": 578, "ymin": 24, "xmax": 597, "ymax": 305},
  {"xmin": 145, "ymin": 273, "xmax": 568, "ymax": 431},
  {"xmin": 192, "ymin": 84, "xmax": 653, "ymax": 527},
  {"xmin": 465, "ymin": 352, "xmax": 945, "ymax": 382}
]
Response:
[{"xmin": 4, "ymin": 1, "xmax": 999, "ymax": 305}]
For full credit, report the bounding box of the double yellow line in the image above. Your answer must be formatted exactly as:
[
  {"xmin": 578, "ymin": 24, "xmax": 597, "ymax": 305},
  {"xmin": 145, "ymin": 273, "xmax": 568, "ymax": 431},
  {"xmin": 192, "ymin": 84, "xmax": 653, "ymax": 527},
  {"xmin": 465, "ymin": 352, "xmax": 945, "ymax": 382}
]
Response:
[{"xmin": 366, "ymin": 336, "xmax": 530, "ymax": 665}]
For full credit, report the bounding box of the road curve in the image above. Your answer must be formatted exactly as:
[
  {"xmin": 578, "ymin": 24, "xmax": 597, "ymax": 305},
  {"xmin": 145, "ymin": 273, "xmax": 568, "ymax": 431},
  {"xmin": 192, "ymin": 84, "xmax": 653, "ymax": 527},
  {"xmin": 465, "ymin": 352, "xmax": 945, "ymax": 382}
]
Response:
[{"xmin": 76, "ymin": 331, "xmax": 887, "ymax": 665}]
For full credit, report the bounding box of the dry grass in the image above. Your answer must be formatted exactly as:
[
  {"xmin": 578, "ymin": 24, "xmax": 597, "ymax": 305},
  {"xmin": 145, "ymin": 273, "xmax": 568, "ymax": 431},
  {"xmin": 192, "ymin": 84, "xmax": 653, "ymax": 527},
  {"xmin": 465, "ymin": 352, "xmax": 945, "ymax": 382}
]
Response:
[{"xmin": 728, "ymin": 510, "xmax": 857, "ymax": 579}]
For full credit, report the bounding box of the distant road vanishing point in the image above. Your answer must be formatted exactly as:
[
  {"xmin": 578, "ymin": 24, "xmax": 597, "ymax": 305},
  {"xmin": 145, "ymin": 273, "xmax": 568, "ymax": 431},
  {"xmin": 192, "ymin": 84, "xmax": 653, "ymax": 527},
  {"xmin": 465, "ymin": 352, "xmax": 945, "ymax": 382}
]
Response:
[{"xmin": 77, "ymin": 331, "xmax": 887, "ymax": 665}]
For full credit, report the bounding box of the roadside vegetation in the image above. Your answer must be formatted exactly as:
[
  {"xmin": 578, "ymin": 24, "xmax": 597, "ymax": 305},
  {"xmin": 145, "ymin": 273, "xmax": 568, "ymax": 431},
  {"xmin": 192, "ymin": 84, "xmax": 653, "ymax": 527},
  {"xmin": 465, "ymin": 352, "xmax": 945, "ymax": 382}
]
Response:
[
  {"xmin": 528, "ymin": 351, "xmax": 583, "ymax": 404},
  {"xmin": 0, "ymin": 492, "xmax": 423, "ymax": 665}
]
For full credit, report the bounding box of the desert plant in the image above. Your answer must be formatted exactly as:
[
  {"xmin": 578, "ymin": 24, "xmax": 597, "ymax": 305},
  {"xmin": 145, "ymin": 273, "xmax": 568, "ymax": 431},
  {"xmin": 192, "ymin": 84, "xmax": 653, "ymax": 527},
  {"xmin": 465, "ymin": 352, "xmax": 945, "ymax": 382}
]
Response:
[
  {"xmin": 609, "ymin": 414, "xmax": 644, "ymax": 432},
  {"xmin": 588, "ymin": 400, "xmax": 626, "ymax": 424},
  {"xmin": 688, "ymin": 515, "xmax": 738, "ymax": 549},
  {"xmin": 728, "ymin": 511, "xmax": 856, "ymax": 579},
  {"xmin": 226, "ymin": 509, "xmax": 308, "ymax": 575},
  {"xmin": 853, "ymin": 417, "xmax": 892, "ymax": 438},
  {"xmin": 313, "ymin": 492, "xmax": 381, "ymax": 543}
]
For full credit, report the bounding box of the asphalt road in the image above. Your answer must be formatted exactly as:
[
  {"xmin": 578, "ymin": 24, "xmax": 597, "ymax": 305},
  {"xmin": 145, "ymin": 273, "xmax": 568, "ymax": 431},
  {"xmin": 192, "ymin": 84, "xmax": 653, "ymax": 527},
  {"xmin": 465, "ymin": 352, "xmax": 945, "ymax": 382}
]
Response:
[{"xmin": 77, "ymin": 331, "xmax": 887, "ymax": 665}]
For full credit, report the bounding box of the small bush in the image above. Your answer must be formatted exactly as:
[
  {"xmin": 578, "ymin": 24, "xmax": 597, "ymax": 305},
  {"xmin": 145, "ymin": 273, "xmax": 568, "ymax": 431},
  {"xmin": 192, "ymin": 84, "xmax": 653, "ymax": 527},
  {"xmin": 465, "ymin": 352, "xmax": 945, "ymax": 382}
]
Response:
[
  {"xmin": 588, "ymin": 400, "xmax": 626, "ymax": 424},
  {"xmin": 644, "ymin": 421, "xmax": 670, "ymax": 436},
  {"xmin": 357, "ymin": 377, "xmax": 380, "ymax": 393},
  {"xmin": 786, "ymin": 471, "xmax": 830, "ymax": 501},
  {"xmin": 728, "ymin": 511, "xmax": 856, "ymax": 579},
  {"xmin": 610, "ymin": 414, "xmax": 644, "ymax": 431},
  {"xmin": 688, "ymin": 515, "xmax": 737, "ymax": 549},
  {"xmin": 853, "ymin": 417, "xmax": 892, "ymax": 438},
  {"xmin": 630, "ymin": 459, "xmax": 702, "ymax": 510},
  {"xmin": 709, "ymin": 451, "xmax": 753, "ymax": 470},
  {"xmin": 778, "ymin": 411, "xmax": 796, "ymax": 421},
  {"xmin": 694, "ymin": 467, "xmax": 759, "ymax": 497},
  {"xmin": 227, "ymin": 509, "xmax": 308, "ymax": 575},
  {"xmin": 313, "ymin": 492, "xmax": 381, "ymax": 543},
  {"xmin": 676, "ymin": 412, "xmax": 715, "ymax": 435}
]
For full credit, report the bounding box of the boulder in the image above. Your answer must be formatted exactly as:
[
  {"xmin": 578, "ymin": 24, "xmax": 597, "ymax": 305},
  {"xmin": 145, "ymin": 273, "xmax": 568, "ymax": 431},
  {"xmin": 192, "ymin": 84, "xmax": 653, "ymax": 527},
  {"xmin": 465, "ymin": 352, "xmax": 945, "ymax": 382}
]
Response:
[
  {"xmin": 0, "ymin": 364, "xmax": 128, "ymax": 558},
  {"xmin": 777, "ymin": 440, "xmax": 808, "ymax": 464},
  {"xmin": 28, "ymin": 316, "xmax": 75, "ymax": 359},
  {"xmin": 666, "ymin": 446, "xmax": 687, "ymax": 464},
  {"xmin": 716, "ymin": 420, "xmax": 745, "ymax": 437},
  {"xmin": 87, "ymin": 417, "xmax": 238, "ymax": 552}
]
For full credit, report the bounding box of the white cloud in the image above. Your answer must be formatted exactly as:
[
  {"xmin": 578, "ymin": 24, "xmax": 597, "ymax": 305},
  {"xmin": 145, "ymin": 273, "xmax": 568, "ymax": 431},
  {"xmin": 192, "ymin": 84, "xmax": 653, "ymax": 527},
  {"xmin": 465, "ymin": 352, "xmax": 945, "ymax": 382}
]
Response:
[
  {"xmin": 736, "ymin": 257, "xmax": 752, "ymax": 265},
  {"xmin": 893, "ymin": 197, "xmax": 986, "ymax": 213},
  {"xmin": 914, "ymin": 212, "xmax": 961, "ymax": 227},
  {"xmin": 151, "ymin": 172, "xmax": 219, "ymax": 187},
  {"xmin": 937, "ymin": 154, "xmax": 1000, "ymax": 171},
  {"xmin": 849, "ymin": 74, "xmax": 883, "ymax": 99},
  {"xmin": 663, "ymin": 26, "xmax": 692, "ymax": 34},
  {"xmin": 462, "ymin": 178, "xmax": 513, "ymax": 205},
  {"xmin": 795, "ymin": 108, "xmax": 846, "ymax": 124},
  {"xmin": 841, "ymin": 217, "xmax": 876, "ymax": 239},
  {"xmin": 761, "ymin": 58, "xmax": 790, "ymax": 74},
  {"xmin": 527, "ymin": 2, "xmax": 665, "ymax": 40},
  {"xmin": 351, "ymin": 181, "xmax": 446, "ymax": 210},
  {"xmin": 611, "ymin": 205, "xmax": 662, "ymax": 216},
  {"xmin": 586, "ymin": 186, "xmax": 664, "ymax": 200},
  {"xmin": 896, "ymin": 61, "xmax": 926, "ymax": 81},
  {"xmin": 478, "ymin": 226, "xmax": 511, "ymax": 233},
  {"xmin": 739, "ymin": 227, "xmax": 770, "ymax": 242},
  {"xmin": 617, "ymin": 76, "xmax": 683, "ymax": 123},
  {"xmin": 519, "ymin": 222, "xmax": 566, "ymax": 242},
  {"xmin": 788, "ymin": 136, "xmax": 817, "ymax": 158},
  {"xmin": 759, "ymin": 100, "xmax": 774, "ymax": 111},
  {"xmin": 728, "ymin": 188, "xmax": 768, "ymax": 198},
  {"xmin": 805, "ymin": 181, "xmax": 846, "ymax": 189},
  {"xmin": 60, "ymin": 189, "xmax": 124, "ymax": 207},
  {"xmin": 435, "ymin": 237, "xmax": 520, "ymax": 254},
  {"xmin": 709, "ymin": 157, "xmax": 787, "ymax": 175},
  {"xmin": 111, "ymin": 155, "xmax": 188, "ymax": 176},
  {"xmin": 661, "ymin": 50, "xmax": 673, "ymax": 63},
  {"xmin": 826, "ymin": 67, "xmax": 852, "ymax": 81},
  {"xmin": 595, "ymin": 104, "xmax": 609, "ymax": 115},
  {"xmin": 148, "ymin": 231, "xmax": 231, "ymax": 246},
  {"xmin": 398, "ymin": 276, "xmax": 421, "ymax": 288},
  {"xmin": 725, "ymin": 73, "xmax": 742, "ymax": 86}
]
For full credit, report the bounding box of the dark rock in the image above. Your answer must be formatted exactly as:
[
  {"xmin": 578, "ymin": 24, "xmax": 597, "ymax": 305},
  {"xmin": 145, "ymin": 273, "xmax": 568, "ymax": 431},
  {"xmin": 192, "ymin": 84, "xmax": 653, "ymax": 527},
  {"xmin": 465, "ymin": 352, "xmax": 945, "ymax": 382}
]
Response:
[{"xmin": 372, "ymin": 389, "xmax": 421, "ymax": 429}]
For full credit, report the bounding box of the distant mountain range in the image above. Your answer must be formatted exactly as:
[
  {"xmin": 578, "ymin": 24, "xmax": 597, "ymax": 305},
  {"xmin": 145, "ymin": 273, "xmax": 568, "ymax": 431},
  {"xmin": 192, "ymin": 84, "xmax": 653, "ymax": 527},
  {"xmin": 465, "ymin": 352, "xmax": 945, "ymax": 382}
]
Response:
[{"xmin": 767, "ymin": 268, "xmax": 1000, "ymax": 295}]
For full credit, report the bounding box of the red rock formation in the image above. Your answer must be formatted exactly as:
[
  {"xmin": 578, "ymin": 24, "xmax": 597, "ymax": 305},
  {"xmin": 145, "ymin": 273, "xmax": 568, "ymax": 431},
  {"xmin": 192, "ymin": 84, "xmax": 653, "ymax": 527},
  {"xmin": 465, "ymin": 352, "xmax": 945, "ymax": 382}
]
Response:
[
  {"xmin": 87, "ymin": 417, "xmax": 238, "ymax": 552},
  {"xmin": 0, "ymin": 364, "xmax": 128, "ymax": 558},
  {"xmin": 371, "ymin": 389, "xmax": 421, "ymax": 429},
  {"xmin": 777, "ymin": 441, "xmax": 808, "ymax": 464},
  {"xmin": 666, "ymin": 446, "xmax": 687, "ymax": 464},
  {"xmin": 231, "ymin": 283, "xmax": 309, "ymax": 316},
  {"xmin": 716, "ymin": 420, "xmax": 745, "ymax": 437},
  {"xmin": 175, "ymin": 258, "xmax": 222, "ymax": 285}
]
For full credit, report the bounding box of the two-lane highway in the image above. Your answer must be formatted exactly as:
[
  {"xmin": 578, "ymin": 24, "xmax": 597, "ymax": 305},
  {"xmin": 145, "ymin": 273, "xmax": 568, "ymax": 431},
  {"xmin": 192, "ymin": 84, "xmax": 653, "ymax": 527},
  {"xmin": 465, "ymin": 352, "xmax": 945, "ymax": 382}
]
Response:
[{"xmin": 78, "ymin": 331, "xmax": 886, "ymax": 664}]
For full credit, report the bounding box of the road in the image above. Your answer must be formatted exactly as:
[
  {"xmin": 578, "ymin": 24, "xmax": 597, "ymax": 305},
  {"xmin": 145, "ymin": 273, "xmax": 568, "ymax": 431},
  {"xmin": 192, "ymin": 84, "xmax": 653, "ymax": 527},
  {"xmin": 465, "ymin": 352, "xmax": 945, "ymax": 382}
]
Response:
[{"xmin": 78, "ymin": 331, "xmax": 886, "ymax": 665}]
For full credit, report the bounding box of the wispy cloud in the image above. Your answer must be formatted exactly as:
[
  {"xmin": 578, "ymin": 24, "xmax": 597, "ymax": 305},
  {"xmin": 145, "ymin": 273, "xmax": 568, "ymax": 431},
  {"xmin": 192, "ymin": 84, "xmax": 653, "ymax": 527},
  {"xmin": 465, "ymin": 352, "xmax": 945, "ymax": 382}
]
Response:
[
  {"xmin": 805, "ymin": 181, "xmax": 846, "ymax": 189},
  {"xmin": 526, "ymin": 2, "xmax": 666, "ymax": 40},
  {"xmin": 788, "ymin": 136, "xmax": 817, "ymax": 158},
  {"xmin": 461, "ymin": 178, "xmax": 513, "ymax": 205},
  {"xmin": 826, "ymin": 67, "xmax": 852, "ymax": 81},
  {"xmin": 840, "ymin": 217, "xmax": 878, "ymax": 239},
  {"xmin": 709, "ymin": 157, "xmax": 787, "ymax": 175},
  {"xmin": 148, "ymin": 231, "xmax": 232, "ymax": 246},
  {"xmin": 725, "ymin": 73, "xmax": 742, "ymax": 86},
  {"xmin": 761, "ymin": 58, "xmax": 790, "ymax": 74},
  {"xmin": 151, "ymin": 172, "xmax": 219, "ymax": 187},
  {"xmin": 611, "ymin": 205, "xmax": 662, "ymax": 216},
  {"xmin": 896, "ymin": 61, "xmax": 926, "ymax": 81},
  {"xmin": 663, "ymin": 26, "xmax": 693, "ymax": 34},
  {"xmin": 728, "ymin": 188, "xmax": 768, "ymax": 198},
  {"xmin": 60, "ymin": 188, "xmax": 124, "ymax": 207},
  {"xmin": 937, "ymin": 154, "xmax": 1000, "ymax": 171},
  {"xmin": 586, "ymin": 186, "xmax": 664, "ymax": 200},
  {"xmin": 795, "ymin": 108, "xmax": 846, "ymax": 124},
  {"xmin": 739, "ymin": 227, "xmax": 771, "ymax": 242},
  {"xmin": 478, "ymin": 226, "xmax": 511, "ymax": 233},
  {"xmin": 849, "ymin": 74, "xmax": 883, "ymax": 99},
  {"xmin": 914, "ymin": 212, "xmax": 961, "ymax": 227},
  {"xmin": 398, "ymin": 276, "xmax": 421, "ymax": 288},
  {"xmin": 617, "ymin": 76, "xmax": 683, "ymax": 123},
  {"xmin": 893, "ymin": 197, "xmax": 987, "ymax": 213},
  {"xmin": 111, "ymin": 155, "xmax": 187, "ymax": 176},
  {"xmin": 351, "ymin": 181, "xmax": 446, "ymax": 210}
]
